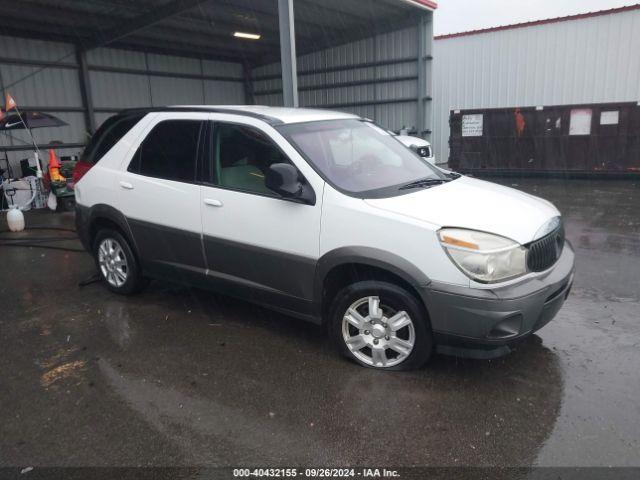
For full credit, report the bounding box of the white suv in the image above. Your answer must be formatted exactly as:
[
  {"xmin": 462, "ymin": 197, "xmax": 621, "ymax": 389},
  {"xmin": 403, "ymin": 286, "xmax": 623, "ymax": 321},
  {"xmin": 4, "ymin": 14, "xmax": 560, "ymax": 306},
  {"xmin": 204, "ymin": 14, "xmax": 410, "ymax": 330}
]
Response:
[
  {"xmin": 74, "ymin": 106, "xmax": 574, "ymax": 370},
  {"xmin": 395, "ymin": 134, "xmax": 436, "ymax": 165}
]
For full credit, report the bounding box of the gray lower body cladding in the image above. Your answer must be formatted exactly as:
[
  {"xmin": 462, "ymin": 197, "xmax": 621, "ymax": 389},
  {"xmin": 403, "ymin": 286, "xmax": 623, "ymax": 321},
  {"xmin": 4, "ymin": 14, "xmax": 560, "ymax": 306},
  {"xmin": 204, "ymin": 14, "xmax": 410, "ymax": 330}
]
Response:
[{"xmin": 423, "ymin": 243, "xmax": 575, "ymax": 358}]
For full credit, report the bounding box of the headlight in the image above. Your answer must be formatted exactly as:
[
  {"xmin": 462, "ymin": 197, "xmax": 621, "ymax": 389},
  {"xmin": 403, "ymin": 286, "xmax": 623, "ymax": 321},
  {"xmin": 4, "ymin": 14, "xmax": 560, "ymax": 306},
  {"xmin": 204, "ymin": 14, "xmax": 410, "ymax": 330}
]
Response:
[{"xmin": 438, "ymin": 228, "xmax": 527, "ymax": 283}]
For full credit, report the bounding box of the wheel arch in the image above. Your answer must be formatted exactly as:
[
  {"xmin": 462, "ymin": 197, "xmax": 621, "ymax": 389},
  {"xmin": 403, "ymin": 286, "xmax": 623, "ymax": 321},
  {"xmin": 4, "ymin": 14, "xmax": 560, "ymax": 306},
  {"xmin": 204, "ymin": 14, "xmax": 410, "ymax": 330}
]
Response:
[
  {"xmin": 82, "ymin": 204, "xmax": 140, "ymax": 261},
  {"xmin": 315, "ymin": 247, "xmax": 432, "ymax": 323}
]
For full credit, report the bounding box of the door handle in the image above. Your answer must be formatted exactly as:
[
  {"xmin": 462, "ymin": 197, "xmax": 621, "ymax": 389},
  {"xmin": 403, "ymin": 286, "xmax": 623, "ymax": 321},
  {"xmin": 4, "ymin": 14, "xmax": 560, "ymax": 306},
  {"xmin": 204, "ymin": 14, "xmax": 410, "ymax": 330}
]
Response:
[
  {"xmin": 203, "ymin": 198, "xmax": 223, "ymax": 207},
  {"xmin": 119, "ymin": 181, "xmax": 134, "ymax": 190}
]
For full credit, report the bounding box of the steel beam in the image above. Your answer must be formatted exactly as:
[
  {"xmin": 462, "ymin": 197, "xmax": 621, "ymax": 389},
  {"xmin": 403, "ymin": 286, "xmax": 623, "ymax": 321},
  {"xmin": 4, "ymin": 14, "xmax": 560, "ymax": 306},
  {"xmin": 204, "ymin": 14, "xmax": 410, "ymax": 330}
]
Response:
[
  {"xmin": 417, "ymin": 12, "xmax": 434, "ymax": 138},
  {"xmin": 76, "ymin": 48, "xmax": 96, "ymax": 134},
  {"xmin": 278, "ymin": 0, "xmax": 298, "ymax": 108},
  {"xmin": 243, "ymin": 62, "xmax": 255, "ymax": 105}
]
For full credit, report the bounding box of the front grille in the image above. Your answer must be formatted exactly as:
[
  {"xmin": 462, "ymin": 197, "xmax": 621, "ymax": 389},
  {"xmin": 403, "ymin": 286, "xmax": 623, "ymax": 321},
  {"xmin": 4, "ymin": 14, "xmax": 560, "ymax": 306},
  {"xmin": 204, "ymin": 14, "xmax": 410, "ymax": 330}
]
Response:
[{"xmin": 526, "ymin": 224, "xmax": 565, "ymax": 272}]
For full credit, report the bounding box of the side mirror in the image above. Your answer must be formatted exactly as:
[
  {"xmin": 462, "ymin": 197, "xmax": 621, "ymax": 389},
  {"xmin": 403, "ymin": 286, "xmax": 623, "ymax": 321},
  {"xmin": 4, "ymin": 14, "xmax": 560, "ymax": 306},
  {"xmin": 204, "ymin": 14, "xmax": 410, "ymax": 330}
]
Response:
[{"xmin": 265, "ymin": 163, "xmax": 315, "ymax": 205}]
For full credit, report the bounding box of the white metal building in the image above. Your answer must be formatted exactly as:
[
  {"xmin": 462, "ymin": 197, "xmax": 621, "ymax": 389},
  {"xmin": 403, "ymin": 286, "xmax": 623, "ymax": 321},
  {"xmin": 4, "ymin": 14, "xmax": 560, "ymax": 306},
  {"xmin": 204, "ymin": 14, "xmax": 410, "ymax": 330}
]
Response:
[{"xmin": 432, "ymin": 4, "xmax": 640, "ymax": 164}]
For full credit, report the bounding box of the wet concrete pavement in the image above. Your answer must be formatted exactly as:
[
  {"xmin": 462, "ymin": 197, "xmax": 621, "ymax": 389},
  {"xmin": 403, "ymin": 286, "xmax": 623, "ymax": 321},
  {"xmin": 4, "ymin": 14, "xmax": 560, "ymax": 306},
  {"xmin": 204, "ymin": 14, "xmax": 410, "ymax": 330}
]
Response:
[{"xmin": 0, "ymin": 178, "xmax": 639, "ymax": 468}]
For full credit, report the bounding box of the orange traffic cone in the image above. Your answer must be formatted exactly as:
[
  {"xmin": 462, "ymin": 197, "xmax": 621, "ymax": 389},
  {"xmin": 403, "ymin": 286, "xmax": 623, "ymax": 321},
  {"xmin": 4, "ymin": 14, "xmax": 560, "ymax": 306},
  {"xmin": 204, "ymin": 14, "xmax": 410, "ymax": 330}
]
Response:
[{"xmin": 48, "ymin": 149, "xmax": 65, "ymax": 182}]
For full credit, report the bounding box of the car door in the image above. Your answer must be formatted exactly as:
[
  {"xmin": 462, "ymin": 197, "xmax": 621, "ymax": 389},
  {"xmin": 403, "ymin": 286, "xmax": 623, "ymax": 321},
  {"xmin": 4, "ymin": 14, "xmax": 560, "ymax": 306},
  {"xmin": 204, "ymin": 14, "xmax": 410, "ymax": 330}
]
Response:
[
  {"xmin": 115, "ymin": 112, "xmax": 207, "ymax": 281},
  {"xmin": 199, "ymin": 115, "xmax": 324, "ymax": 318}
]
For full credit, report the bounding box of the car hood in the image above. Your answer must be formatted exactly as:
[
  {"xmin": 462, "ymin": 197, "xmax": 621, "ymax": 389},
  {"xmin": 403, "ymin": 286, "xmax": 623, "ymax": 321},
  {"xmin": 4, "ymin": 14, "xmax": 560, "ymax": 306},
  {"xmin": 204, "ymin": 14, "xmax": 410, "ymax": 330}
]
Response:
[{"xmin": 364, "ymin": 176, "xmax": 560, "ymax": 245}]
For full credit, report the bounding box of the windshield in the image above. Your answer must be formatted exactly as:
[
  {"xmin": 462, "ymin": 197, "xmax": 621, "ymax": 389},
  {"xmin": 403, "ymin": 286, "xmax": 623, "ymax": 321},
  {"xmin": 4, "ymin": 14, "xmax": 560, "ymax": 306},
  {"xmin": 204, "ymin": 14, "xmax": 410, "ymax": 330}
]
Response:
[{"xmin": 277, "ymin": 119, "xmax": 446, "ymax": 196}]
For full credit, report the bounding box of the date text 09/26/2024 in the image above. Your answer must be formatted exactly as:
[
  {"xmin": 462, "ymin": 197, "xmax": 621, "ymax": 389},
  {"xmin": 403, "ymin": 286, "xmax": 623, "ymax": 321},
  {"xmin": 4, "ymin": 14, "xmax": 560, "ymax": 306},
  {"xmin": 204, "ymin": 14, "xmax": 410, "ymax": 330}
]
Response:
[{"xmin": 233, "ymin": 468, "xmax": 401, "ymax": 478}]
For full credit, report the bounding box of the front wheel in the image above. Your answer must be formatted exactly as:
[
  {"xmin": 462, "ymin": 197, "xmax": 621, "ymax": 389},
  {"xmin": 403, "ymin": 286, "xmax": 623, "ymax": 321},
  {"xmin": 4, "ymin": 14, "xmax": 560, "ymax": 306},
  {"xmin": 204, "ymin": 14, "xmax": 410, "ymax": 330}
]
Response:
[{"xmin": 329, "ymin": 281, "xmax": 433, "ymax": 370}]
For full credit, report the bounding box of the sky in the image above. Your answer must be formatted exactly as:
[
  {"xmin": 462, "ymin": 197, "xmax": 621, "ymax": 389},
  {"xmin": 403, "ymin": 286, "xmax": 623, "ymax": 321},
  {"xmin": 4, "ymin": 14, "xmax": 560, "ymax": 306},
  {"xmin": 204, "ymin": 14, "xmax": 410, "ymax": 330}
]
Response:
[{"xmin": 433, "ymin": 0, "xmax": 639, "ymax": 35}]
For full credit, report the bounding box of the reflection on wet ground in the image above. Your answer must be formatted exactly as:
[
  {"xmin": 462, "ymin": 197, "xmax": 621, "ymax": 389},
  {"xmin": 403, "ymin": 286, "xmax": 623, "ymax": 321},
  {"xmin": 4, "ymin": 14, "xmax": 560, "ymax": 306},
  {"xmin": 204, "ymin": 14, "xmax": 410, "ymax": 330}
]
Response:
[
  {"xmin": 1, "ymin": 178, "xmax": 639, "ymax": 467},
  {"xmin": 491, "ymin": 178, "xmax": 640, "ymax": 466}
]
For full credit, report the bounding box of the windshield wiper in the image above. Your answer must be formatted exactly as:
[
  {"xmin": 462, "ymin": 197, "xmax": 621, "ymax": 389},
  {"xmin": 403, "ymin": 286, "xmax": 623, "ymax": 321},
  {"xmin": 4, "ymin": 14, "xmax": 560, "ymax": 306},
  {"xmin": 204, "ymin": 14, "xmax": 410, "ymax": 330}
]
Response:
[{"xmin": 399, "ymin": 178, "xmax": 447, "ymax": 191}]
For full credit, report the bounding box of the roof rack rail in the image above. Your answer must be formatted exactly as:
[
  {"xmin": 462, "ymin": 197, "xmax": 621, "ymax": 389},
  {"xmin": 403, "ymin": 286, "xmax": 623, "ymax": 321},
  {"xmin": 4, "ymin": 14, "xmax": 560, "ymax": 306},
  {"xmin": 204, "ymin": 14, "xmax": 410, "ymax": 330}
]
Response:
[{"xmin": 115, "ymin": 106, "xmax": 283, "ymax": 125}]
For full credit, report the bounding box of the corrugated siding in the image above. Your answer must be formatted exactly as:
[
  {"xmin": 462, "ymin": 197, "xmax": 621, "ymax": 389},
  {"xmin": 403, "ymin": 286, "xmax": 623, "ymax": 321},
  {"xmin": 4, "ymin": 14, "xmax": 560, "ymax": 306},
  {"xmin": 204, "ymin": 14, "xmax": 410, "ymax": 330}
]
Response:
[
  {"xmin": 1, "ymin": 40, "xmax": 245, "ymax": 170},
  {"xmin": 0, "ymin": 35, "xmax": 84, "ymax": 167},
  {"xmin": 89, "ymin": 48, "xmax": 245, "ymax": 115},
  {"xmin": 87, "ymin": 48, "xmax": 147, "ymax": 70},
  {"xmin": 253, "ymin": 26, "xmax": 422, "ymax": 132},
  {"xmin": 432, "ymin": 8, "xmax": 640, "ymax": 163},
  {"xmin": 90, "ymin": 71, "xmax": 152, "ymax": 109},
  {"xmin": 0, "ymin": 35, "xmax": 73, "ymax": 63}
]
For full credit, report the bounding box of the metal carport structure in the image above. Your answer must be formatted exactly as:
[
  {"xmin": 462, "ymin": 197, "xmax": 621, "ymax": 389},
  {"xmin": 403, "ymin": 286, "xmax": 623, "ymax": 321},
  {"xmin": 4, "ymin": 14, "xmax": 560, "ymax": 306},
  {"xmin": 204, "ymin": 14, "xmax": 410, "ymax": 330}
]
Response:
[{"xmin": 0, "ymin": 0, "xmax": 436, "ymax": 170}]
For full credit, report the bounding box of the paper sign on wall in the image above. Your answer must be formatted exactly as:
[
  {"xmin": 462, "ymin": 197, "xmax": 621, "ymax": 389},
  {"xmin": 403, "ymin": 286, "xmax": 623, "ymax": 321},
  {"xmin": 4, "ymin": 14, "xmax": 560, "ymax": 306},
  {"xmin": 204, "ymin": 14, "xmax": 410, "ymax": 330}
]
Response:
[
  {"xmin": 462, "ymin": 114, "xmax": 483, "ymax": 137},
  {"xmin": 569, "ymin": 109, "xmax": 592, "ymax": 136},
  {"xmin": 600, "ymin": 110, "xmax": 619, "ymax": 125}
]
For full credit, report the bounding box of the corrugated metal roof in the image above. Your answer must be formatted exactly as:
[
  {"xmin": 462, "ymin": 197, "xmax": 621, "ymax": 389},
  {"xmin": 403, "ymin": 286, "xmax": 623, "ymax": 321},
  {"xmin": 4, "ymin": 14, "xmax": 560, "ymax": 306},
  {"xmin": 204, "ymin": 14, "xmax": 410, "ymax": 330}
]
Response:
[
  {"xmin": 0, "ymin": 0, "xmax": 434, "ymax": 66},
  {"xmin": 435, "ymin": 3, "xmax": 640, "ymax": 40}
]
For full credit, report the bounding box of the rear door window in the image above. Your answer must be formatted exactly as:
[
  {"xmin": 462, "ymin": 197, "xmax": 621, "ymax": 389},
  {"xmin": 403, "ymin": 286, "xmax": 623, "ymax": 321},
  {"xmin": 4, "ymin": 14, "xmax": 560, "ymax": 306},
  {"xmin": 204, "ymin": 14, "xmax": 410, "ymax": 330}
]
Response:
[
  {"xmin": 82, "ymin": 113, "xmax": 144, "ymax": 164},
  {"xmin": 128, "ymin": 120, "xmax": 203, "ymax": 183}
]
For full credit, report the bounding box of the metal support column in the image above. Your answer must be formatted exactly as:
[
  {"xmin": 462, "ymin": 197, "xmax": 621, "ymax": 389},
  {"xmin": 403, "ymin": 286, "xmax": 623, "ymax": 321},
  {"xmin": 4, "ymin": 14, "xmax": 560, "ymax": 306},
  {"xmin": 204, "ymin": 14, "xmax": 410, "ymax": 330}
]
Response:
[
  {"xmin": 76, "ymin": 47, "xmax": 96, "ymax": 134},
  {"xmin": 417, "ymin": 12, "xmax": 433, "ymax": 140},
  {"xmin": 242, "ymin": 61, "xmax": 255, "ymax": 105},
  {"xmin": 278, "ymin": 0, "xmax": 299, "ymax": 107}
]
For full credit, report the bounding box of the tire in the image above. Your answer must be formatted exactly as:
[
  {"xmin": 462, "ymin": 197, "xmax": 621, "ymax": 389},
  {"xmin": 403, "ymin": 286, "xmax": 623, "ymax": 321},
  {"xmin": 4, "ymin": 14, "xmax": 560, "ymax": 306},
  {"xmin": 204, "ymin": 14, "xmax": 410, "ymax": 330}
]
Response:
[
  {"xmin": 92, "ymin": 228, "xmax": 145, "ymax": 295},
  {"xmin": 329, "ymin": 280, "xmax": 433, "ymax": 371}
]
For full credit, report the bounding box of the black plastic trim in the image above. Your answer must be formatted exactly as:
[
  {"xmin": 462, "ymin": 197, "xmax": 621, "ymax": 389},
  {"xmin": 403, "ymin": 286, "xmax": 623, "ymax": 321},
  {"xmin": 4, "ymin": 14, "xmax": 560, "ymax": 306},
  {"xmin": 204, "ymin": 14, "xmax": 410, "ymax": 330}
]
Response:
[
  {"xmin": 203, "ymin": 234, "xmax": 317, "ymax": 304},
  {"xmin": 314, "ymin": 246, "xmax": 432, "ymax": 318},
  {"xmin": 75, "ymin": 203, "xmax": 139, "ymax": 259}
]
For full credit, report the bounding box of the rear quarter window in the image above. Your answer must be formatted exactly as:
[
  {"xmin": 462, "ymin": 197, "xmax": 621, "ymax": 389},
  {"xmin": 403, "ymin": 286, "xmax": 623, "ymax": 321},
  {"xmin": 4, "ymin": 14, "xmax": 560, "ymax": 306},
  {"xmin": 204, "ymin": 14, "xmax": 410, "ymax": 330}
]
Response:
[{"xmin": 81, "ymin": 113, "xmax": 145, "ymax": 164}]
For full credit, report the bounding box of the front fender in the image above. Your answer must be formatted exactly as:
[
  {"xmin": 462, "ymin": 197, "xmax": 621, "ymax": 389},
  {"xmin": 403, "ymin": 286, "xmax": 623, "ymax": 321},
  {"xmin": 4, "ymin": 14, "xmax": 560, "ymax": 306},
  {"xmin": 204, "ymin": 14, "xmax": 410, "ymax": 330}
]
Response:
[{"xmin": 313, "ymin": 246, "xmax": 432, "ymax": 317}]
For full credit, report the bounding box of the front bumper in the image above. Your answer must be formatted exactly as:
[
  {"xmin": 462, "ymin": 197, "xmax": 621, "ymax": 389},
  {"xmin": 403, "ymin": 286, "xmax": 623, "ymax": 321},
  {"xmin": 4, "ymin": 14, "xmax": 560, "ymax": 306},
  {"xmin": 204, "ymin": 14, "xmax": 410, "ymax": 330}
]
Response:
[{"xmin": 423, "ymin": 242, "xmax": 575, "ymax": 359}]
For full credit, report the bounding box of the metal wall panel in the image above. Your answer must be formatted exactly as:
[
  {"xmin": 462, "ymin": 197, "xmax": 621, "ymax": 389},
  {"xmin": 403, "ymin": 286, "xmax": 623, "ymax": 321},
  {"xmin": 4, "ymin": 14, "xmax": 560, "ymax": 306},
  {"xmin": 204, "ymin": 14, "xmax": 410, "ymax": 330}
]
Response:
[
  {"xmin": 0, "ymin": 65, "xmax": 82, "ymax": 107},
  {"xmin": 146, "ymin": 53, "xmax": 202, "ymax": 75},
  {"xmin": 0, "ymin": 35, "xmax": 86, "ymax": 167},
  {"xmin": 0, "ymin": 37, "xmax": 245, "ymax": 173},
  {"xmin": 149, "ymin": 76, "xmax": 205, "ymax": 105},
  {"xmin": 252, "ymin": 25, "xmax": 425, "ymax": 133},
  {"xmin": 0, "ymin": 35, "xmax": 74, "ymax": 63},
  {"xmin": 432, "ymin": 8, "xmax": 640, "ymax": 164},
  {"xmin": 202, "ymin": 59, "xmax": 243, "ymax": 78},
  {"xmin": 89, "ymin": 71, "xmax": 152, "ymax": 109},
  {"xmin": 203, "ymin": 80, "xmax": 245, "ymax": 104},
  {"xmin": 87, "ymin": 48, "xmax": 147, "ymax": 70}
]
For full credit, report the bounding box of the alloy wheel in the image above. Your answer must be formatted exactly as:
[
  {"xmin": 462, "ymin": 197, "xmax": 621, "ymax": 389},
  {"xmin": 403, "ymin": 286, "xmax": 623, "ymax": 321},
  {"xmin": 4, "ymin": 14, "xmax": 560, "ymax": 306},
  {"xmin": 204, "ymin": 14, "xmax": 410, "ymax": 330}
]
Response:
[
  {"xmin": 98, "ymin": 238, "xmax": 129, "ymax": 288},
  {"xmin": 341, "ymin": 296, "xmax": 415, "ymax": 368}
]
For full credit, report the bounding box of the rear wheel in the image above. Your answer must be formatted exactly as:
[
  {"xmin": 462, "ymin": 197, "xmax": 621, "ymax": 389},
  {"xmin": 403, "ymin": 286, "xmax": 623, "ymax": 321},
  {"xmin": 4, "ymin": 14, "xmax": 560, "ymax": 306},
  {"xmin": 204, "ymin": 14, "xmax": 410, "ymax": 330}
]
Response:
[
  {"xmin": 92, "ymin": 229, "xmax": 144, "ymax": 295},
  {"xmin": 329, "ymin": 281, "xmax": 433, "ymax": 370}
]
